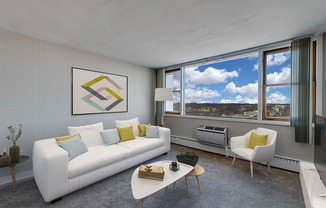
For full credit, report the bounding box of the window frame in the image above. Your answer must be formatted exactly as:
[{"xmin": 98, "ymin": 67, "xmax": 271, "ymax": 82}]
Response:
[
  {"xmin": 262, "ymin": 47, "xmax": 291, "ymax": 121},
  {"xmin": 165, "ymin": 69, "xmax": 181, "ymax": 114}
]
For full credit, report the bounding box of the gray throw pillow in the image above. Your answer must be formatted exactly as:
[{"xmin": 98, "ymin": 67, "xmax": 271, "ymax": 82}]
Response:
[
  {"xmin": 57, "ymin": 134, "xmax": 88, "ymax": 160},
  {"xmin": 100, "ymin": 129, "xmax": 120, "ymax": 145},
  {"xmin": 146, "ymin": 126, "xmax": 159, "ymax": 138}
]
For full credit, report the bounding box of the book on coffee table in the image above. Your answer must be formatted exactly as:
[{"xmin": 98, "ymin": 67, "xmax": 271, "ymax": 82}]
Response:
[{"xmin": 138, "ymin": 165, "xmax": 164, "ymax": 181}]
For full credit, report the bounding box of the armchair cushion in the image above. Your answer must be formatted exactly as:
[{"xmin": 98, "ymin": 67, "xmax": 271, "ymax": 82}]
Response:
[{"xmin": 248, "ymin": 132, "xmax": 268, "ymax": 149}]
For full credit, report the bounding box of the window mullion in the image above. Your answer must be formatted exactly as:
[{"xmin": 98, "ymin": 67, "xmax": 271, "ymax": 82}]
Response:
[
  {"xmin": 258, "ymin": 50, "xmax": 263, "ymax": 121},
  {"xmin": 180, "ymin": 67, "xmax": 185, "ymax": 115}
]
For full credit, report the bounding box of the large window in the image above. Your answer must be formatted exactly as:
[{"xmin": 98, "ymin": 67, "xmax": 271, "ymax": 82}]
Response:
[{"xmin": 164, "ymin": 44, "xmax": 294, "ymax": 122}]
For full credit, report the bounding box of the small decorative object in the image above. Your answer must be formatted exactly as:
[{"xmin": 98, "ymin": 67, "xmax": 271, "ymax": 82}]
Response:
[
  {"xmin": 0, "ymin": 149, "xmax": 11, "ymax": 167},
  {"xmin": 176, "ymin": 151, "xmax": 199, "ymax": 167},
  {"xmin": 6, "ymin": 124, "xmax": 22, "ymax": 162},
  {"xmin": 138, "ymin": 165, "xmax": 164, "ymax": 180},
  {"xmin": 169, "ymin": 161, "xmax": 180, "ymax": 172}
]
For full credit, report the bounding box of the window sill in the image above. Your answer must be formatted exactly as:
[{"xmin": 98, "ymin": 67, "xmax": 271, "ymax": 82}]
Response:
[{"xmin": 164, "ymin": 114, "xmax": 290, "ymax": 127}]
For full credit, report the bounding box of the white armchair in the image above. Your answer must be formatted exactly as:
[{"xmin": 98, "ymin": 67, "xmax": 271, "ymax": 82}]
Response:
[{"xmin": 230, "ymin": 128, "xmax": 277, "ymax": 177}]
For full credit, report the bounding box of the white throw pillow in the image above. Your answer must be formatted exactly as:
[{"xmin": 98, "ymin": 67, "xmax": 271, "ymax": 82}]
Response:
[
  {"xmin": 68, "ymin": 122, "xmax": 104, "ymax": 147},
  {"xmin": 115, "ymin": 117, "xmax": 140, "ymax": 137}
]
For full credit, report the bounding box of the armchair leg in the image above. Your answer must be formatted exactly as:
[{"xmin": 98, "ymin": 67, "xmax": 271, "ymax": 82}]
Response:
[
  {"xmin": 267, "ymin": 161, "xmax": 270, "ymax": 172},
  {"xmin": 232, "ymin": 154, "xmax": 237, "ymax": 165},
  {"xmin": 250, "ymin": 161, "xmax": 253, "ymax": 178}
]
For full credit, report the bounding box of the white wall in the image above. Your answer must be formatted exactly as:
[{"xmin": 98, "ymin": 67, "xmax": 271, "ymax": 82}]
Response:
[{"xmin": 0, "ymin": 29, "xmax": 156, "ymax": 182}]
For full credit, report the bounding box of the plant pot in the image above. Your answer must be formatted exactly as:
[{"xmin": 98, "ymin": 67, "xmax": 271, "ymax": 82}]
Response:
[
  {"xmin": 10, "ymin": 144, "xmax": 20, "ymax": 162},
  {"xmin": 176, "ymin": 153, "xmax": 199, "ymax": 167},
  {"xmin": 0, "ymin": 155, "xmax": 11, "ymax": 167}
]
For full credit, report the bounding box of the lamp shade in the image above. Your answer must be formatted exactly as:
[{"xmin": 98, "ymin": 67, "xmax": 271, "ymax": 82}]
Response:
[{"xmin": 155, "ymin": 88, "xmax": 173, "ymax": 101}]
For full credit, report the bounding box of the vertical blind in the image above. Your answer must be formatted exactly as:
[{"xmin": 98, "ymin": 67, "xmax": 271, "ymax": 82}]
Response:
[{"xmin": 290, "ymin": 37, "xmax": 311, "ymax": 143}]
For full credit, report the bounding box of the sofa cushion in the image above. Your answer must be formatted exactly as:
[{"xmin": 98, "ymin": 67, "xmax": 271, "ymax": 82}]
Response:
[
  {"xmin": 145, "ymin": 126, "xmax": 159, "ymax": 138},
  {"xmin": 100, "ymin": 129, "xmax": 120, "ymax": 145},
  {"xmin": 56, "ymin": 134, "xmax": 88, "ymax": 161},
  {"xmin": 117, "ymin": 137, "xmax": 164, "ymax": 156},
  {"xmin": 55, "ymin": 133, "xmax": 81, "ymax": 142},
  {"xmin": 68, "ymin": 122, "xmax": 104, "ymax": 147},
  {"xmin": 117, "ymin": 126, "xmax": 135, "ymax": 142},
  {"xmin": 68, "ymin": 145, "xmax": 131, "ymax": 178},
  {"xmin": 115, "ymin": 117, "xmax": 140, "ymax": 137},
  {"xmin": 138, "ymin": 124, "xmax": 151, "ymax": 137}
]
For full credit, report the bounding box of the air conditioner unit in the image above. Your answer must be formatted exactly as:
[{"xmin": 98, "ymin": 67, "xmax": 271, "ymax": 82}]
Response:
[{"xmin": 195, "ymin": 125, "xmax": 228, "ymax": 148}]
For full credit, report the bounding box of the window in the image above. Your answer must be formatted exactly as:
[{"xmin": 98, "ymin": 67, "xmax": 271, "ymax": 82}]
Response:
[
  {"xmin": 184, "ymin": 53, "xmax": 258, "ymax": 119},
  {"xmin": 263, "ymin": 47, "xmax": 291, "ymax": 121},
  {"xmin": 163, "ymin": 42, "xmax": 302, "ymax": 123},
  {"xmin": 165, "ymin": 69, "xmax": 181, "ymax": 114}
]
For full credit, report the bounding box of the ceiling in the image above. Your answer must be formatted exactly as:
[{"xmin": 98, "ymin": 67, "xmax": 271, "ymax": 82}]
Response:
[{"xmin": 1, "ymin": 0, "xmax": 326, "ymax": 69}]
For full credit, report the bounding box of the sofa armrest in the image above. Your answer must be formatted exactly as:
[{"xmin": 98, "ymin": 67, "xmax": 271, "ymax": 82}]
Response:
[
  {"xmin": 159, "ymin": 127, "xmax": 171, "ymax": 152},
  {"xmin": 33, "ymin": 138, "xmax": 70, "ymax": 202}
]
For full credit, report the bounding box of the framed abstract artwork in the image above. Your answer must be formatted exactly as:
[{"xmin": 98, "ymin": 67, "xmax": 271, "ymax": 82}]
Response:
[{"xmin": 72, "ymin": 67, "xmax": 128, "ymax": 115}]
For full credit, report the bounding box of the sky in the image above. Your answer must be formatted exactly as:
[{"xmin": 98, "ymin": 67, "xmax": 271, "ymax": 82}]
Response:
[{"xmin": 183, "ymin": 51, "xmax": 291, "ymax": 104}]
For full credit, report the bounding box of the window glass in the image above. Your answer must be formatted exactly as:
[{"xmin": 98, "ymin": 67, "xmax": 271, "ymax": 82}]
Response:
[
  {"xmin": 184, "ymin": 53, "xmax": 258, "ymax": 119},
  {"xmin": 165, "ymin": 70, "xmax": 181, "ymax": 113},
  {"xmin": 263, "ymin": 49, "xmax": 291, "ymax": 121}
]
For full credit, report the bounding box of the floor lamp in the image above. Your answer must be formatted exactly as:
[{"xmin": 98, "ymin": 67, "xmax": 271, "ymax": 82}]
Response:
[{"xmin": 155, "ymin": 88, "xmax": 173, "ymax": 126}]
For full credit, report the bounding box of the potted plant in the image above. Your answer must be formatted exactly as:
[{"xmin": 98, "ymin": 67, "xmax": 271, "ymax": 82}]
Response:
[
  {"xmin": 176, "ymin": 151, "xmax": 199, "ymax": 167},
  {"xmin": 6, "ymin": 124, "xmax": 22, "ymax": 162}
]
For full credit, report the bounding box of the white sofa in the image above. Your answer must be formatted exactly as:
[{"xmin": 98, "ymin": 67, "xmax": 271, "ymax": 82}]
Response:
[{"xmin": 33, "ymin": 126, "xmax": 170, "ymax": 202}]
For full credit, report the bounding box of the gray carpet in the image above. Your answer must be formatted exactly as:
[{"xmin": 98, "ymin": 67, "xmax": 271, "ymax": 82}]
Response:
[{"xmin": 0, "ymin": 144, "xmax": 305, "ymax": 208}]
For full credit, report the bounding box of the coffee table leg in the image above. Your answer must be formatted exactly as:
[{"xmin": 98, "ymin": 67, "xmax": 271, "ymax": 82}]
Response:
[
  {"xmin": 11, "ymin": 166, "xmax": 16, "ymax": 192},
  {"xmin": 185, "ymin": 176, "xmax": 190, "ymax": 196},
  {"xmin": 196, "ymin": 176, "xmax": 202, "ymax": 193},
  {"xmin": 139, "ymin": 198, "xmax": 145, "ymax": 208}
]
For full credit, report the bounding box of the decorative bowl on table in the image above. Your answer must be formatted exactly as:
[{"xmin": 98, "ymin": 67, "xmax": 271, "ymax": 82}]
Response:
[{"xmin": 176, "ymin": 151, "xmax": 199, "ymax": 167}]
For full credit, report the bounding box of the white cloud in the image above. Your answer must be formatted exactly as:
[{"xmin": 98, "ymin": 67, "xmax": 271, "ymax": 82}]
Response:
[
  {"xmin": 225, "ymin": 82, "xmax": 258, "ymax": 96},
  {"xmin": 225, "ymin": 82, "xmax": 237, "ymax": 93},
  {"xmin": 266, "ymin": 66, "xmax": 290, "ymax": 84},
  {"xmin": 267, "ymin": 52, "xmax": 290, "ymax": 66},
  {"xmin": 267, "ymin": 92, "xmax": 289, "ymax": 103},
  {"xmin": 222, "ymin": 82, "xmax": 258, "ymax": 103},
  {"xmin": 253, "ymin": 63, "xmax": 258, "ymax": 71},
  {"xmin": 185, "ymin": 66, "xmax": 238, "ymax": 84},
  {"xmin": 185, "ymin": 86, "xmax": 221, "ymax": 103}
]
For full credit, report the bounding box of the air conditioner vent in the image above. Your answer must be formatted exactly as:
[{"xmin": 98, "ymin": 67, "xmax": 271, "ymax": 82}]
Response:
[{"xmin": 195, "ymin": 125, "xmax": 228, "ymax": 147}]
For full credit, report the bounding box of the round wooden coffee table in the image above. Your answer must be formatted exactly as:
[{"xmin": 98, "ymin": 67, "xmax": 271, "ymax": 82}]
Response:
[{"xmin": 185, "ymin": 164, "xmax": 205, "ymax": 196}]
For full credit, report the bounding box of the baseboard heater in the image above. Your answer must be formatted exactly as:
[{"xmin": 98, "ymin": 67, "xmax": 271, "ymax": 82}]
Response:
[{"xmin": 195, "ymin": 125, "xmax": 228, "ymax": 148}]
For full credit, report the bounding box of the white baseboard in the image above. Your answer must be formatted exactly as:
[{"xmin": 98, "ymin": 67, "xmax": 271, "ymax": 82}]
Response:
[
  {"xmin": 0, "ymin": 170, "xmax": 33, "ymax": 187},
  {"xmin": 171, "ymin": 135, "xmax": 228, "ymax": 156}
]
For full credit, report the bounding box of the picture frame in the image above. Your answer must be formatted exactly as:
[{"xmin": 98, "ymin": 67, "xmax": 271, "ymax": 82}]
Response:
[{"xmin": 72, "ymin": 67, "xmax": 128, "ymax": 115}]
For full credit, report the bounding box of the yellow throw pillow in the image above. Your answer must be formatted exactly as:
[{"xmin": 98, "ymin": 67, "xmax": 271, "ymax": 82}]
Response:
[
  {"xmin": 117, "ymin": 126, "xmax": 135, "ymax": 142},
  {"xmin": 248, "ymin": 132, "xmax": 268, "ymax": 149},
  {"xmin": 55, "ymin": 133, "xmax": 81, "ymax": 142},
  {"xmin": 138, "ymin": 124, "xmax": 151, "ymax": 137}
]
